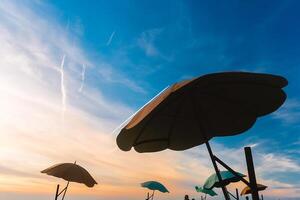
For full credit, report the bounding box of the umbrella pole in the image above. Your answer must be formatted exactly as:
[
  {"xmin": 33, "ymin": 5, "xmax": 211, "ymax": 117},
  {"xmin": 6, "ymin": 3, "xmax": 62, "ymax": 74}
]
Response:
[
  {"xmin": 55, "ymin": 184, "xmax": 60, "ymax": 200},
  {"xmin": 244, "ymin": 147, "xmax": 259, "ymax": 200},
  {"xmin": 236, "ymin": 188, "xmax": 239, "ymax": 200},
  {"xmin": 61, "ymin": 181, "xmax": 70, "ymax": 200},
  {"xmin": 151, "ymin": 190, "xmax": 155, "ymax": 200},
  {"xmin": 205, "ymin": 141, "xmax": 230, "ymax": 200}
]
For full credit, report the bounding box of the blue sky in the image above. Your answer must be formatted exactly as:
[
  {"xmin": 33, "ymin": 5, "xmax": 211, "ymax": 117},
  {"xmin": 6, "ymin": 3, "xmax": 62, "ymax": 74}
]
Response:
[{"xmin": 0, "ymin": 0, "xmax": 300, "ymax": 200}]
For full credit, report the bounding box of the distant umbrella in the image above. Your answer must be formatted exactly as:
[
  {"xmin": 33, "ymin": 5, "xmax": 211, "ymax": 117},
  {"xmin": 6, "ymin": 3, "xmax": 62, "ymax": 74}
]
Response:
[
  {"xmin": 241, "ymin": 184, "xmax": 267, "ymax": 196},
  {"xmin": 41, "ymin": 162, "xmax": 97, "ymax": 200},
  {"xmin": 116, "ymin": 72, "xmax": 287, "ymax": 200},
  {"xmin": 195, "ymin": 186, "xmax": 217, "ymax": 196},
  {"xmin": 141, "ymin": 181, "xmax": 169, "ymax": 200},
  {"xmin": 204, "ymin": 171, "xmax": 246, "ymax": 190}
]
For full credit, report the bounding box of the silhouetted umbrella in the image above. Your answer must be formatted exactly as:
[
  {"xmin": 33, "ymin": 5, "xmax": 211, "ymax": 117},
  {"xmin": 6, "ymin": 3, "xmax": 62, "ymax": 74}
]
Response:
[
  {"xmin": 241, "ymin": 184, "xmax": 267, "ymax": 196},
  {"xmin": 141, "ymin": 181, "xmax": 169, "ymax": 200},
  {"xmin": 116, "ymin": 72, "xmax": 287, "ymax": 200},
  {"xmin": 195, "ymin": 186, "xmax": 217, "ymax": 196},
  {"xmin": 117, "ymin": 72, "xmax": 286, "ymax": 152},
  {"xmin": 41, "ymin": 162, "xmax": 97, "ymax": 200},
  {"xmin": 204, "ymin": 171, "xmax": 246, "ymax": 189}
]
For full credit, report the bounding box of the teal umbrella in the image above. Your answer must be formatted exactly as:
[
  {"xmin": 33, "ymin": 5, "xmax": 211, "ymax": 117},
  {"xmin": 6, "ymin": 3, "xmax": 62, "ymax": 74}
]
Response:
[
  {"xmin": 204, "ymin": 171, "xmax": 245, "ymax": 190},
  {"xmin": 195, "ymin": 186, "xmax": 217, "ymax": 196},
  {"xmin": 141, "ymin": 181, "xmax": 169, "ymax": 200}
]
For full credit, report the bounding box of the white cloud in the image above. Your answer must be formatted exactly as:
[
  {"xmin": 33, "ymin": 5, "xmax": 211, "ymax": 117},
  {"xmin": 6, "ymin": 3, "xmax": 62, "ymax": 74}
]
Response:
[
  {"xmin": 138, "ymin": 28, "xmax": 162, "ymax": 57},
  {"xmin": 272, "ymin": 99, "xmax": 300, "ymax": 124}
]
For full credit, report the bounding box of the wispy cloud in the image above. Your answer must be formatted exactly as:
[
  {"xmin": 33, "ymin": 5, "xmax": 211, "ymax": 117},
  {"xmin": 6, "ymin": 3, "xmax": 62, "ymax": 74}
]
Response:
[
  {"xmin": 98, "ymin": 64, "xmax": 147, "ymax": 94},
  {"xmin": 59, "ymin": 54, "xmax": 67, "ymax": 118},
  {"xmin": 138, "ymin": 28, "xmax": 162, "ymax": 57},
  {"xmin": 106, "ymin": 31, "xmax": 115, "ymax": 46},
  {"xmin": 137, "ymin": 28, "xmax": 173, "ymax": 62},
  {"xmin": 78, "ymin": 64, "xmax": 86, "ymax": 92},
  {"xmin": 272, "ymin": 98, "xmax": 300, "ymax": 124}
]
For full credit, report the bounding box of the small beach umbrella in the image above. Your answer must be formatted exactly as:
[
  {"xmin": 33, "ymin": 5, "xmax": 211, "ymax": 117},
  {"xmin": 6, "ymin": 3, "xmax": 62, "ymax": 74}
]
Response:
[
  {"xmin": 41, "ymin": 162, "xmax": 97, "ymax": 200},
  {"xmin": 195, "ymin": 186, "xmax": 217, "ymax": 197},
  {"xmin": 116, "ymin": 72, "xmax": 287, "ymax": 200},
  {"xmin": 204, "ymin": 171, "xmax": 246, "ymax": 190},
  {"xmin": 241, "ymin": 184, "xmax": 267, "ymax": 196},
  {"xmin": 141, "ymin": 181, "xmax": 169, "ymax": 200}
]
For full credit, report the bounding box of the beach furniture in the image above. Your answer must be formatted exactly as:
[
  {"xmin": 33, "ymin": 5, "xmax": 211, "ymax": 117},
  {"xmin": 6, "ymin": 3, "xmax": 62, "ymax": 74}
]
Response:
[
  {"xmin": 141, "ymin": 181, "xmax": 169, "ymax": 200},
  {"xmin": 41, "ymin": 161, "xmax": 97, "ymax": 200},
  {"xmin": 203, "ymin": 171, "xmax": 245, "ymax": 190},
  {"xmin": 241, "ymin": 184, "xmax": 267, "ymax": 196},
  {"xmin": 195, "ymin": 185, "xmax": 217, "ymax": 200},
  {"xmin": 116, "ymin": 72, "xmax": 287, "ymax": 200}
]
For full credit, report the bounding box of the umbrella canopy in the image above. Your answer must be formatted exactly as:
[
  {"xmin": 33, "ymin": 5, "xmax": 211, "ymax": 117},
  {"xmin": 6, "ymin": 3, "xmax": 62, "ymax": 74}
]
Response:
[
  {"xmin": 41, "ymin": 163, "xmax": 97, "ymax": 187},
  {"xmin": 241, "ymin": 184, "xmax": 267, "ymax": 196},
  {"xmin": 204, "ymin": 171, "xmax": 246, "ymax": 190},
  {"xmin": 195, "ymin": 186, "xmax": 217, "ymax": 196},
  {"xmin": 116, "ymin": 72, "xmax": 287, "ymax": 153},
  {"xmin": 141, "ymin": 181, "xmax": 169, "ymax": 193}
]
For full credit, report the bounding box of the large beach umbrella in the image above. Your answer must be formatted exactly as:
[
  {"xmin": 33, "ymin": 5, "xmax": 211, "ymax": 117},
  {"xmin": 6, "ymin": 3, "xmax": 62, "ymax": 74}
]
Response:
[
  {"xmin": 41, "ymin": 162, "xmax": 97, "ymax": 200},
  {"xmin": 141, "ymin": 181, "xmax": 169, "ymax": 200},
  {"xmin": 204, "ymin": 171, "xmax": 246, "ymax": 190},
  {"xmin": 241, "ymin": 184, "xmax": 267, "ymax": 196},
  {"xmin": 195, "ymin": 186, "xmax": 217, "ymax": 196},
  {"xmin": 116, "ymin": 72, "xmax": 287, "ymax": 200}
]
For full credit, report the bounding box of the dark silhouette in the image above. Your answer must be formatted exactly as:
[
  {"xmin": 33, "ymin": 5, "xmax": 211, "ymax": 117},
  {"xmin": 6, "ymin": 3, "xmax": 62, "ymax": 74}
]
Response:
[
  {"xmin": 117, "ymin": 72, "xmax": 288, "ymax": 200},
  {"xmin": 184, "ymin": 195, "xmax": 190, "ymax": 200}
]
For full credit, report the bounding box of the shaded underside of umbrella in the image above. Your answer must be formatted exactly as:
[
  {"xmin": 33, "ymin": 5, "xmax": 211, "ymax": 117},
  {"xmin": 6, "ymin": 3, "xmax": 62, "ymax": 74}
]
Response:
[
  {"xmin": 41, "ymin": 163, "xmax": 97, "ymax": 187},
  {"xmin": 203, "ymin": 171, "xmax": 246, "ymax": 190},
  {"xmin": 141, "ymin": 181, "xmax": 169, "ymax": 193},
  {"xmin": 195, "ymin": 186, "xmax": 217, "ymax": 196},
  {"xmin": 117, "ymin": 72, "xmax": 287, "ymax": 153},
  {"xmin": 241, "ymin": 184, "xmax": 267, "ymax": 196}
]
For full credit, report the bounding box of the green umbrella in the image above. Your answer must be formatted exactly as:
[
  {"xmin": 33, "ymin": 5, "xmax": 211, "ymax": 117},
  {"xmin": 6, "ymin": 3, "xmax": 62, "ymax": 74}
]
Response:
[
  {"xmin": 195, "ymin": 186, "xmax": 217, "ymax": 196},
  {"xmin": 204, "ymin": 171, "xmax": 245, "ymax": 190},
  {"xmin": 141, "ymin": 181, "xmax": 169, "ymax": 193},
  {"xmin": 141, "ymin": 181, "xmax": 169, "ymax": 200}
]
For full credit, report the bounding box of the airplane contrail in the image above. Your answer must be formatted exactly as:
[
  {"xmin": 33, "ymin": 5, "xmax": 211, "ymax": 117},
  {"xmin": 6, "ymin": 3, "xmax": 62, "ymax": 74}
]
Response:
[
  {"xmin": 60, "ymin": 55, "xmax": 66, "ymax": 119},
  {"xmin": 78, "ymin": 64, "xmax": 86, "ymax": 92},
  {"xmin": 106, "ymin": 31, "xmax": 115, "ymax": 46}
]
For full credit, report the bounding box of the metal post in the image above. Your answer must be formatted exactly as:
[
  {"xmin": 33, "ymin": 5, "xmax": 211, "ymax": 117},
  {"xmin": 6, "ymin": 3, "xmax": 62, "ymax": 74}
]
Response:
[
  {"xmin": 244, "ymin": 147, "xmax": 259, "ymax": 200},
  {"xmin": 205, "ymin": 142, "xmax": 230, "ymax": 200},
  {"xmin": 55, "ymin": 184, "xmax": 60, "ymax": 200}
]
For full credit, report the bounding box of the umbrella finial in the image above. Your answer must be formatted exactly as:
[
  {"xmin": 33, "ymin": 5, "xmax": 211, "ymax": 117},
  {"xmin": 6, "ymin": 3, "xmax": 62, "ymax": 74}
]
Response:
[{"xmin": 74, "ymin": 161, "xmax": 77, "ymax": 164}]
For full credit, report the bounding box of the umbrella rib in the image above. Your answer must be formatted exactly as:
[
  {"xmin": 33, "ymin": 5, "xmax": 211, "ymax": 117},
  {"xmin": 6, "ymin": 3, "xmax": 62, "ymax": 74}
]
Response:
[
  {"xmin": 192, "ymin": 78, "xmax": 286, "ymax": 90},
  {"xmin": 166, "ymin": 93, "xmax": 189, "ymax": 146},
  {"xmin": 135, "ymin": 138, "xmax": 169, "ymax": 146},
  {"xmin": 133, "ymin": 92, "xmax": 186, "ymax": 146}
]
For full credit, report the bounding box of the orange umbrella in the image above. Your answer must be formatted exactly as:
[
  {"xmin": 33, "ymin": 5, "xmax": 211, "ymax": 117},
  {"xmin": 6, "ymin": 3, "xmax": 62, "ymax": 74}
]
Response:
[
  {"xmin": 41, "ymin": 162, "xmax": 97, "ymax": 200},
  {"xmin": 241, "ymin": 184, "xmax": 267, "ymax": 196}
]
